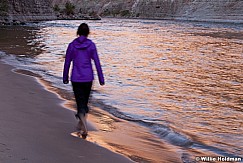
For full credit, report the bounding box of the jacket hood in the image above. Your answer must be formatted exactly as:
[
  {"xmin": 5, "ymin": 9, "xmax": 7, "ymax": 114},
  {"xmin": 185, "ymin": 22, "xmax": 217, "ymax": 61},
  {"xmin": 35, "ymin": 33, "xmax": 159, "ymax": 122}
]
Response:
[{"xmin": 72, "ymin": 36, "xmax": 92, "ymax": 49}]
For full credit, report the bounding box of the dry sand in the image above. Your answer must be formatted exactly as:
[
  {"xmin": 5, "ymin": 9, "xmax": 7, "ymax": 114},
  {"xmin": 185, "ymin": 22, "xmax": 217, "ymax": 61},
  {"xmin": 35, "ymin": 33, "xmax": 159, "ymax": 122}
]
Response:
[{"xmin": 0, "ymin": 61, "xmax": 132, "ymax": 163}]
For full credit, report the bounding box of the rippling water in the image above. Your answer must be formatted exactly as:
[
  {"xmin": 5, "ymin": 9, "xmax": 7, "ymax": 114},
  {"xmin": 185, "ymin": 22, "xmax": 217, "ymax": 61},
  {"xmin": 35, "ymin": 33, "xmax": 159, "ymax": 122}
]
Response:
[{"xmin": 0, "ymin": 18, "xmax": 242, "ymax": 161}]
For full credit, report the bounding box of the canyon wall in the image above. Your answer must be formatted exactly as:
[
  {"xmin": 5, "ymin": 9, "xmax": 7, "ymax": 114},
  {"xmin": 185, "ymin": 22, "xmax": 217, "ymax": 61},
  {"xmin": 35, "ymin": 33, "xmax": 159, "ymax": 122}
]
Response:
[
  {"xmin": 52, "ymin": 0, "xmax": 243, "ymax": 23},
  {"xmin": 1, "ymin": 0, "xmax": 243, "ymax": 24},
  {"xmin": 165, "ymin": 0, "xmax": 243, "ymax": 22},
  {"xmin": 0, "ymin": 0, "xmax": 55, "ymax": 24}
]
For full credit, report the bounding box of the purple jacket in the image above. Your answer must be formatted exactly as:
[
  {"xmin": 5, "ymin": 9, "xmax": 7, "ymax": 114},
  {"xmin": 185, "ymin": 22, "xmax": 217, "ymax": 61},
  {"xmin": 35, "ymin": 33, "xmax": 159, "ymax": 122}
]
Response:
[{"xmin": 63, "ymin": 36, "xmax": 104, "ymax": 84}]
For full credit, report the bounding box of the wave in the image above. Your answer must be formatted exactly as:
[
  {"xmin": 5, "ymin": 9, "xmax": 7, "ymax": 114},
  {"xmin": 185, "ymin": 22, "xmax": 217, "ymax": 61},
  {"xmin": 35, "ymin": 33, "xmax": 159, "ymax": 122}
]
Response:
[{"xmin": 90, "ymin": 97, "xmax": 242, "ymax": 159}]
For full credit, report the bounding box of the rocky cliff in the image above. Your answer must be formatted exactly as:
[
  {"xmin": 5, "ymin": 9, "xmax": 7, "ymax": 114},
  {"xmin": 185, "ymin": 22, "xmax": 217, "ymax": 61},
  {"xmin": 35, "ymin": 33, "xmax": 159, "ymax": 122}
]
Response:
[
  {"xmin": 52, "ymin": 0, "xmax": 243, "ymax": 23},
  {"xmin": 0, "ymin": 0, "xmax": 56, "ymax": 24},
  {"xmin": 1, "ymin": 0, "xmax": 243, "ymax": 24},
  {"xmin": 167, "ymin": 0, "xmax": 243, "ymax": 22}
]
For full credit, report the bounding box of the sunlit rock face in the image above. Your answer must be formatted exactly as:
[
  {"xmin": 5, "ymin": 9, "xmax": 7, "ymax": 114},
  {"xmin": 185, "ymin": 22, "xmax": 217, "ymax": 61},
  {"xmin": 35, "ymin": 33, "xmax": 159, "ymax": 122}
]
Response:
[
  {"xmin": 170, "ymin": 0, "xmax": 243, "ymax": 22},
  {"xmin": 127, "ymin": 0, "xmax": 243, "ymax": 22},
  {"xmin": 51, "ymin": 0, "xmax": 243, "ymax": 22},
  {"xmin": 1, "ymin": 0, "xmax": 242, "ymax": 24},
  {"xmin": 0, "ymin": 0, "xmax": 56, "ymax": 24}
]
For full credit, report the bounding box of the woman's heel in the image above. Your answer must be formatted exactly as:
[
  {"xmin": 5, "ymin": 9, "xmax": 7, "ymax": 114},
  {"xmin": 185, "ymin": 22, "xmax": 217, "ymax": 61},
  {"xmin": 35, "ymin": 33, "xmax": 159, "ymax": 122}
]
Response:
[{"xmin": 81, "ymin": 132, "xmax": 88, "ymax": 139}]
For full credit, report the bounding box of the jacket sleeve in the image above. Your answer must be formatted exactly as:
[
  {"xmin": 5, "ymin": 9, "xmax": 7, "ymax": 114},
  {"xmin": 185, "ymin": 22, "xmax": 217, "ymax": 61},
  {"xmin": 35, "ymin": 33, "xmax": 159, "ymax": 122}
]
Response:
[
  {"xmin": 91, "ymin": 44, "xmax": 105, "ymax": 85},
  {"xmin": 63, "ymin": 44, "xmax": 73, "ymax": 82}
]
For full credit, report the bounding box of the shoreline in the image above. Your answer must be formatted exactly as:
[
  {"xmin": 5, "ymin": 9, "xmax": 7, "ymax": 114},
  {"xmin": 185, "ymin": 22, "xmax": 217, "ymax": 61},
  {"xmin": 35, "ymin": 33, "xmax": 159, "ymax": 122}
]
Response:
[
  {"xmin": 103, "ymin": 16, "xmax": 243, "ymax": 24},
  {"xmin": 0, "ymin": 49, "xmax": 184, "ymax": 162},
  {"xmin": 8, "ymin": 62, "xmax": 181, "ymax": 163},
  {"xmin": 0, "ymin": 60, "xmax": 132, "ymax": 163},
  {"xmin": 0, "ymin": 22, "xmax": 181, "ymax": 161},
  {"xmin": 1, "ymin": 16, "xmax": 243, "ymax": 26}
]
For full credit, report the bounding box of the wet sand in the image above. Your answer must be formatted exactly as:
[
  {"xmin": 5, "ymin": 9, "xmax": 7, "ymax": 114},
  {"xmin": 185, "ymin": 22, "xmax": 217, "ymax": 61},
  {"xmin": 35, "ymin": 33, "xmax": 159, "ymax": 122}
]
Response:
[{"xmin": 0, "ymin": 61, "xmax": 132, "ymax": 163}]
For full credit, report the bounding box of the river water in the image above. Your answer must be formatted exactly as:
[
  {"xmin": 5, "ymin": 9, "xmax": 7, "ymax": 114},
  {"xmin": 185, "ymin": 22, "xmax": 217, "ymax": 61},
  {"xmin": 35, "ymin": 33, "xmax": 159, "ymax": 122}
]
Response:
[{"xmin": 0, "ymin": 18, "xmax": 242, "ymax": 162}]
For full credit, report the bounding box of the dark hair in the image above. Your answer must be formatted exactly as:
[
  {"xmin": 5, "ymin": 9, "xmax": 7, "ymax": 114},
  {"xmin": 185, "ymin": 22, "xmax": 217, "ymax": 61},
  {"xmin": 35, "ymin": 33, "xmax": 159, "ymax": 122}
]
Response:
[{"xmin": 77, "ymin": 23, "xmax": 90, "ymax": 37}]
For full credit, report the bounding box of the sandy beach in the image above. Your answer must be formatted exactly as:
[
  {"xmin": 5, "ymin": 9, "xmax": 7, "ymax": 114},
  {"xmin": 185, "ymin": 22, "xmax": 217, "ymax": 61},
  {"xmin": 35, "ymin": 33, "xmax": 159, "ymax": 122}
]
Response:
[{"xmin": 0, "ymin": 61, "xmax": 132, "ymax": 163}]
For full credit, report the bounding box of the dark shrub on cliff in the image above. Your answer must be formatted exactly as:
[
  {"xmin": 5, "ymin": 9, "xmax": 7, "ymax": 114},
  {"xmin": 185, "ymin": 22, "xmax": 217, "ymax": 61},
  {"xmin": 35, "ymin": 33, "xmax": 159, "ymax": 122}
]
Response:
[
  {"xmin": 65, "ymin": 1, "xmax": 75, "ymax": 15},
  {"xmin": 53, "ymin": 4, "xmax": 60, "ymax": 12},
  {"xmin": 0, "ymin": 0, "xmax": 8, "ymax": 16}
]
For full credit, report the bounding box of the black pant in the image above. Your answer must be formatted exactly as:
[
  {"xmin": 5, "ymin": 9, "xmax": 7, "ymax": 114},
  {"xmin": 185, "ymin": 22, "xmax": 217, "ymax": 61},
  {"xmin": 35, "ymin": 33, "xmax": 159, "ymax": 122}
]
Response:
[{"xmin": 72, "ymin": 81, "xmax": 93, "ymax": 116}]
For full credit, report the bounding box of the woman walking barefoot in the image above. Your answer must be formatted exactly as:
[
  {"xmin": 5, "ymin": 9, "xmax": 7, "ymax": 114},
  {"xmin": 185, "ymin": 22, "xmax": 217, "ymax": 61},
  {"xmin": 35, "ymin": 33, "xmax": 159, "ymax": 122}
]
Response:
[{"xmin": 63, "ymin": 23, "xmax": 105, "ymax": 139}]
